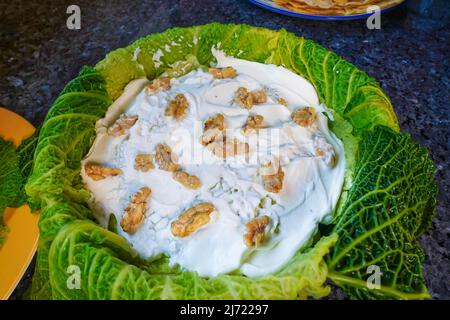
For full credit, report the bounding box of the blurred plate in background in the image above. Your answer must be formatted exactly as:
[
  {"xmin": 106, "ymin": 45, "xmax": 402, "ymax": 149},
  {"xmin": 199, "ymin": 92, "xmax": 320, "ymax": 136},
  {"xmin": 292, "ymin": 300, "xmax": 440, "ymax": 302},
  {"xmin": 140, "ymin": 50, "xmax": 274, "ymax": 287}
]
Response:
[{"xmin": 247, "ymin": 0, "xmax": 404, "ymax": 20}]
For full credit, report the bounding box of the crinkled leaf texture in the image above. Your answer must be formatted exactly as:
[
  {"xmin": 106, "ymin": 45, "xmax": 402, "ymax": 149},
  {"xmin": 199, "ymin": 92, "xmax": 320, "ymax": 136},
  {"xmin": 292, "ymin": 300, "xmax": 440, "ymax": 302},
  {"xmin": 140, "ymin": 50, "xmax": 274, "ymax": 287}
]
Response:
[
  {"xmin": 0, "ymin": 129, "xmax": 40, "ymax": 247},
  {"xmin": 47, "ymin": 220, "xmax": 337, "ymax": 299},
  {"xmin": 0, "ymin": 138, "xmax": 22, "ymax": 246},
  {"xmin": 9, "ymin": 130, "xmax": 40, "ymax": 211},
  {"xmin": 25, "ymin": 23, "xmax": 435, "ymax": 300},
  {"xmin": 327, "ymin": 127, "xmax": 437, "ymax": 299}
]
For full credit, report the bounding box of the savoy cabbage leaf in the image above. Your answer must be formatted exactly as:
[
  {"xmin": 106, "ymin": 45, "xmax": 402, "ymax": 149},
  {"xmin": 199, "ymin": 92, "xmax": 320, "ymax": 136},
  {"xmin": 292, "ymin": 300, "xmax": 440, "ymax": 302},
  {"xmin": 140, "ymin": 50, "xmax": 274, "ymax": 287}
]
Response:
[
  {"xmin": 327, "ymin": 127, "xmax": 437, "ymax": 299},
  {"xmin": 47, "ymin": 219, "xmax": 337, "ymax": 299},
  {"xmin": 8, "ymin": 129, "xmax": 40, "ymax": 210},
  {"xmin": 0, "ymin": 138, "xmax": 22, "ymax": 246},
  {"xmin": 26, "ymin": 66, "xmax": 111, "ymax": 210}
]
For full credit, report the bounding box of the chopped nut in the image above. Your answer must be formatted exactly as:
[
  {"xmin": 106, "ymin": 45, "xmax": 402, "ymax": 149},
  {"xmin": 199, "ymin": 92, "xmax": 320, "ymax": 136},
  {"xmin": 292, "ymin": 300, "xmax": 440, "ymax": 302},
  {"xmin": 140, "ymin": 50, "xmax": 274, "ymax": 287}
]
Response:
[
  {"xmin": 313, "ymin": 136, "xmax": 337, "ymax": 167},
  {"xmin": 165, "ymin": 93, "xmax": 189, "ymax": 121},
  {"xmin": 134, "ymin": 154, "xmax": 155, "ymax": 172},
  {"xmin": 278, "ymin": 98, "xmax": 288, "ymax": 107},
  {"xmin": 155, "ymin": 143, "xmax": 180, "ymax": 172},
  {"xmin": 221, "ymin": 67, "xmax": 238, "ymax": 78},
  {"xmin": 235, "ymin": 87, "xmax": 254, "ymax": 109},
  {"xmin": 208, "ymin": 66, "xmax": 237, "ymax": 79},
  {"xmin": 173, "ymin": 171, "xmax": 201, "ymax": 190},
  {"xmin": 201, "ymin": 128, "xmax": 224, "ymax": 147},
  {"xmin": 235, "ymin": 87, "xmax": 267, "ymax": 109},
  {"xmin": 145, "ymin": 77, "xmax": 171, "ymax": 94},
  {"xmin": 261, "ymin": 161, "xmax": 284, "ymax": 193},
  {"xmin": 258, "ymin": 197, "xmax": 267, "ymax": 209},
  {"xmin": 108, "ymin": 115, "xmax": 138, "ymax": 136},
  {"xmin": 251, "ymin": 90, "xmax": 267, "ymax": 104},
  {"xmin": 85, "ymin": 163, "xmax": 122, "ymax": 181},
  {"xmin": 201, "ymin": 114, "xmax": 225, "ymax": 146},
  {"xmin": 171, "ymin": 202, "xmax": 215, "ymax": 237},
  {"xmin": 121, "ymin": 187, "xmax": 152, "ymax": 234},
  {"xmin": 291, "ymin": 107, "xmax": 316, "ymax": 127},
  {"xmin": 244, "ymin": 215, "xmax": 271, "ymax": 247},
  {"xmin": 241, "ymin": 114, "xmax": 264, "ymax": 135},
  {"xmin": 207, "ymin": 137, "xmax": 249, "ymax": 159},
  {"xmin": 204, "ymin": 113, "xmax": 225, "ymax": 132}
]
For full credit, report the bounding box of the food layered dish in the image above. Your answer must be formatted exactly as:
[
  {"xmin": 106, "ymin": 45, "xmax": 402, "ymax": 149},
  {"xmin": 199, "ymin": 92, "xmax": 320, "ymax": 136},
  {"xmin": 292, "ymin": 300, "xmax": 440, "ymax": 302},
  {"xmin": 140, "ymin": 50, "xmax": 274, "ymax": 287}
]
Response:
[{"xmin": 0, "ymin": 23, "xmax": 436, "ymax": 300}]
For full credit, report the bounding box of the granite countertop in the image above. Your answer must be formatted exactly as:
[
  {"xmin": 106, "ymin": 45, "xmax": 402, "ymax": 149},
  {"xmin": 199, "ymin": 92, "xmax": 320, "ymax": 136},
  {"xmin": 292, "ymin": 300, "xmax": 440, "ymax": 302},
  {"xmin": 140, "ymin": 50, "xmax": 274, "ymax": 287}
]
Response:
[{"xmin": 1, "ymin": 0, "xmax": 448, "ymax": 299}]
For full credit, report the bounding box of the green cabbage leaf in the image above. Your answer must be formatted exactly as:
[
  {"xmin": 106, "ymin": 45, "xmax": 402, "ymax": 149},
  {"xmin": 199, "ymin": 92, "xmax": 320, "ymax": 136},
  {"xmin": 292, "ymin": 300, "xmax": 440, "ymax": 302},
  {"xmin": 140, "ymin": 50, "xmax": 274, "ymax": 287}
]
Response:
[
  {"xmin": 0, "ymin": 126, "xmax": 41, "ymax": 246},
  {"xmin": 327, "ymin": 127, "xmax": 437, "ymax": 299},
  {"xmin": 0, "ymin": 138, "xmax": 22, "ymax": 246}
]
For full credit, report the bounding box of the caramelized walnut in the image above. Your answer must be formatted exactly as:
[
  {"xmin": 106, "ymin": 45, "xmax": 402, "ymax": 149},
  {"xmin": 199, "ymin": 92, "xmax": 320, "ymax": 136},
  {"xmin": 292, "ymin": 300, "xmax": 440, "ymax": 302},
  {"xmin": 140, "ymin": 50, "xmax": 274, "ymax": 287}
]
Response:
[
  {"xmin": 173, "ymin": 171, "xmax": 201, "ymax": 190},
  {"xmin": 84, "ymin": 163, "xmax": 122, "ymax": 181},
  {"xmin": 165, "ymin": 93, "xmax": 189, "ymax": 121},
  {"xmin": 241, "ymin": 114, "xmax": 264, "ymax": 135},
  {"xmin": 171, "ymin": 202, "xmax": 215, "ymax": 237},
  {"xmin": 244, "ymin": 215, "xmax": 271, "ymax": 247},
  {"xmin": 145, "ymin": 77, "xmax": 171, "ymax": 94},
  {"xmin": 108, "ymin": 115, "xmax": 138, "ymax": 136},
  {"xmin": 134, "ymin": 154, "xmax": 155, "ymax": 172},
  {"xmin": 155, "ymin": 143, "xmax": 180, "ymax": 172},
  {"xmin": 208, "ymin": 66, "xmax": 237, "ymax": 79},
  {"xmin": 121, "ymin": 187, "xmax": 151, "ymax": 234},
  {"xmin": 291, "ymin": 107, "xmax": 316, "ymax": 127}
]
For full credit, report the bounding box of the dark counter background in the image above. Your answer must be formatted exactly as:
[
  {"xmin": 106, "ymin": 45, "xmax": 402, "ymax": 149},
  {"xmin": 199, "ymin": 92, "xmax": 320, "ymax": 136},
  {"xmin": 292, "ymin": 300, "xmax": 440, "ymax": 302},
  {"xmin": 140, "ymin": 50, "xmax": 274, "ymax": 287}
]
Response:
[{"xmin": 1, "ymin": 0, "xmax": 449, "ymax": 299}]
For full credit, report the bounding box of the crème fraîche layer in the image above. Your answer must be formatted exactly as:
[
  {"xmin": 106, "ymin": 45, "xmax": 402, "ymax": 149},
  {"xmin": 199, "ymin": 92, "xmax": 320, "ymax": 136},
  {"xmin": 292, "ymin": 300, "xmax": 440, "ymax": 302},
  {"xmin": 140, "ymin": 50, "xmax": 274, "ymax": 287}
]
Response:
[{"xmin": 81, "ymin": 50, "xmax": 345, "ymax": 277}]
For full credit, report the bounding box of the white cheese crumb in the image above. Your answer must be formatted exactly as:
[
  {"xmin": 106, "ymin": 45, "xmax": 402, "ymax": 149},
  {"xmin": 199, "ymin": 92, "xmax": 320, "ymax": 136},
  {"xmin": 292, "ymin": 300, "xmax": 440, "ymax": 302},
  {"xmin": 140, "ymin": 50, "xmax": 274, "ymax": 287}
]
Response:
[{"xmin": 152, "ymin": 49, "xmax": 164, "ymax": 68}]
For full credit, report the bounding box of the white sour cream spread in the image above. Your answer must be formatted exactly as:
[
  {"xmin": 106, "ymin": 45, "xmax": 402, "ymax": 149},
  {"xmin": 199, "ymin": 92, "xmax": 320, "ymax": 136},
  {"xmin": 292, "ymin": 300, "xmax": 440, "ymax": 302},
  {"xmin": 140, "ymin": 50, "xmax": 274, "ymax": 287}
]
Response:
[{"xmin": 81, "ymin": 50, "xmax": 345, "ymax": 278}]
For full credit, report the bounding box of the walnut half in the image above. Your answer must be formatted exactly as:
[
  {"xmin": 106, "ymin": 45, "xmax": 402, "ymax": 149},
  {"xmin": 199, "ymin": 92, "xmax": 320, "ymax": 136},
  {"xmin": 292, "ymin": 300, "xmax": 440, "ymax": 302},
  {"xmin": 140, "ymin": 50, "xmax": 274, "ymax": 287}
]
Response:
[
  {"xmin": 134, "ymin": 154, "xmax": 155, "ymax": 172},
  {"xmin": 291, "ymin": 107, "xmax": 316, "ymax": 127},
  {"xmin": 146, "ymin": 77, "xmax": 171, "ymax": 95},
  {"xmin": 261, "ymin": 161, "xmax": 284, "ymax": 193},
  {"xmin": 173, "ymin": 171, "xmax": 201, "ymax": 190},
  {"xmin": 165, "ymin": 93, "xmax": 189, "ymax": 121},
  {"xmin": 244, "ymin": 215, "xmax": 271, "ymax": 247},
  {"xmin": 234, "ymin": 87, "xmax": 267, "ymax": 109},
  {"xmin": 171, "ymin": 202, "xmax": 215, "ymax": 237},
  {"xmin": 207, "ymin": 137, "xmax": 249, "ymax": 159},
  {"xmin": 108, "ymin": 115, "xmax": 138, "ymax": 136},
  {"xmin": 121, "ymin": 187, "xmax": 152, "ymax": 234},
  {"xmin": 313, "ymin": 136, "xmax": 337, "ymax": 167},
  {"xmin": 208, "ymin": 67, "xmax": 237, "ymax": 79},
  {"xmin": 234, "ymin": 87, "xmax": 253, "ymax": 109},
  {"xmin": 200, "ymin": 113, "xmax": 225, "ymax": 146},
  {"xmin": 84, "ymin": 163, "xmax": 122, "ymax": 181},
  {"xmin": 155, "ymin": 143, "xmax": 180, "ymax": 172},
  {"xmin": 241, "ymin": 114, "xmax": 264, "ymax": 136}
]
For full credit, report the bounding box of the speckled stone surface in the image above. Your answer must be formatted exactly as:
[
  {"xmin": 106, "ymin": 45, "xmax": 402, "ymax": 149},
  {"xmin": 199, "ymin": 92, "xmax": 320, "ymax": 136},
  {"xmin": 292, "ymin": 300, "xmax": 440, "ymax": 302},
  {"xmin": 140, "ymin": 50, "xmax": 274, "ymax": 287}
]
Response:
[{"xmin": 1, "ymin": 0, "xmax": 448, "ymax": 300}]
